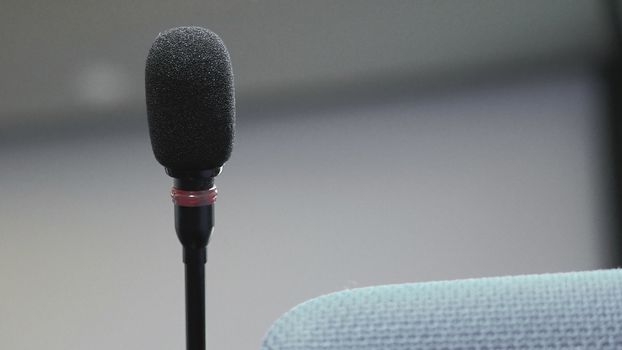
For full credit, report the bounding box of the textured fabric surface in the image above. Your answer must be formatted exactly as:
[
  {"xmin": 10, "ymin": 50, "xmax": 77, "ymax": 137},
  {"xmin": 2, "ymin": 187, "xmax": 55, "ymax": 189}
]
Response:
[{"xmin": 262, "ymin": 269, "xmax": 622, "ymax": 350}]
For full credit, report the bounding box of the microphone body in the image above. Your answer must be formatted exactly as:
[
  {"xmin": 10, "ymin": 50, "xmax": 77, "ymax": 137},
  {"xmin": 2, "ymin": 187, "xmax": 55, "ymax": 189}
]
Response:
[{"xmin": 172, "ymin": 180, "xmax": 216, "ymax": 350}]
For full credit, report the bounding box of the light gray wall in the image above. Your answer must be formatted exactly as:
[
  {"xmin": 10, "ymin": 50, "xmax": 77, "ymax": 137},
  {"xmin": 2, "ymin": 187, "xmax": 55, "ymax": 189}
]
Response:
[
  {"xmin": 0, "ymin": 0, "xmax": 610, "ymax": 124},
  {"xmin": 0, "ymin": 69, "xmax": 608, "ymax": 350}
]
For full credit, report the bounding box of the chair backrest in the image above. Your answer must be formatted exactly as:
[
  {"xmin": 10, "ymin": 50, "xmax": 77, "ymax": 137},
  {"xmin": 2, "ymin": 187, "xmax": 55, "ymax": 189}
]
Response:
[{"xmin": 262, "ymin": 269, "xmax": 622, "ymax": 350}]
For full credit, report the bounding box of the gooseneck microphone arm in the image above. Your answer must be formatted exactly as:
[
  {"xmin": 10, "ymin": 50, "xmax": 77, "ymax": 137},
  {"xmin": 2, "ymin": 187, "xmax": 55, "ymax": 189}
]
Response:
[{"xmin": 169, "ymin": 168, "xmax": 221, "ymax": 350}]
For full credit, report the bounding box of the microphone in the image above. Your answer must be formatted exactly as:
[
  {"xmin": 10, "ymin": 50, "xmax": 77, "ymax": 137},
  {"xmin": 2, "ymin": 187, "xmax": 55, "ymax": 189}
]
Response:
[{"xmin": 145, "ymin": 26, "xmax": 235, "ymax": 350}]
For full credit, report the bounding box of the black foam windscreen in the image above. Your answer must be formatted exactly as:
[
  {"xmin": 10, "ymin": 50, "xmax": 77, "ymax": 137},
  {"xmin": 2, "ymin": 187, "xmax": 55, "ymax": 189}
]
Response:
[{"xmin": 145, "ymin": 26, "xmax": 235, "ymax": 171}]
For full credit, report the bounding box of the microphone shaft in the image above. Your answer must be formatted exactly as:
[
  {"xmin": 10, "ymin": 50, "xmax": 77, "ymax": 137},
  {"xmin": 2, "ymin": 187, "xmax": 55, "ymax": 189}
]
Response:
[
  {"xmin": 175, "ymin": 195, "xmax": 215, "ymax": 350},
  {"xmin": 184, "ymin": 247, "xmax": 207, "ymax": 350}
]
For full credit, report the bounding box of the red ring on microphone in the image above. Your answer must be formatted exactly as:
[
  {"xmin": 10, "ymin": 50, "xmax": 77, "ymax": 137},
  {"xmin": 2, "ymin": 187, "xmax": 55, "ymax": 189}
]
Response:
[{"xmin": 171, "ymin": 186, "xmax": 218, "ymax": 207}]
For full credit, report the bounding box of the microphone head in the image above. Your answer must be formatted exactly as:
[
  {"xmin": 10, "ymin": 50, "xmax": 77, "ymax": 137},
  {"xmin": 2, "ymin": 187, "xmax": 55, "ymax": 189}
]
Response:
[{"xmin": 145, "ymin": 26, "xmax": 235, "ymax": 172}]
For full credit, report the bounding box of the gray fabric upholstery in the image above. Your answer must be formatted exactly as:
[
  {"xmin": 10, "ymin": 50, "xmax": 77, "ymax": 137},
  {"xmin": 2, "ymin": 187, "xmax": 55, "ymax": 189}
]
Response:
[{"xmin": 263, "ymin": 269, "xmax": 622, "ymax": 350}]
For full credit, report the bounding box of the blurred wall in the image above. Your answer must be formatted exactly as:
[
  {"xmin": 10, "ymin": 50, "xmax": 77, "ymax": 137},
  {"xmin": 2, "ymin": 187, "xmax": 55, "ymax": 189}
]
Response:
[
  {"xmin": 0, "ymin": 0, "xmax": 610, "ymax": 125},
  {"xmin": 1, "ymin": 1, "xmax": 617, "ymax": 350},
  {"xmin": 0, "ymin": 68, "xmax": 609, "ymax": 350}
]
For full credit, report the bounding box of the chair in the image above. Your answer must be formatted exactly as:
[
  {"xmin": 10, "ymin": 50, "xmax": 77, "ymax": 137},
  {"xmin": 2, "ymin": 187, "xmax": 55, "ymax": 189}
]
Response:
[{"xmin": 262, "ymin": 269, "xmax": 622, "ymax": 349}]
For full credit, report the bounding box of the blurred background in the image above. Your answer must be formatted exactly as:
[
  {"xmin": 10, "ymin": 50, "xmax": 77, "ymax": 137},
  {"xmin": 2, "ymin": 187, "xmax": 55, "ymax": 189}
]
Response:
[{"xmin": 2, "ymin": 1, "xmax": 622, "ymax": 349}]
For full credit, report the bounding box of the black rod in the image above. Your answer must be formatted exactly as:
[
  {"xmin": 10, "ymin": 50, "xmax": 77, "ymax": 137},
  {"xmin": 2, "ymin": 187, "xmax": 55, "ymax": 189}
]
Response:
[{"xmin": 184, "ymin": 247, "xmax": 207, "ymax": 350}]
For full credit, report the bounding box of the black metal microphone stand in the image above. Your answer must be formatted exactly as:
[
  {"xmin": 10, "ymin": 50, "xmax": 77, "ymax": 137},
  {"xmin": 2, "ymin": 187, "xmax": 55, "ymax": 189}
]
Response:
[{"xmin": 168, "ymin": 168, "xmax": 220, "ymax": 350}]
